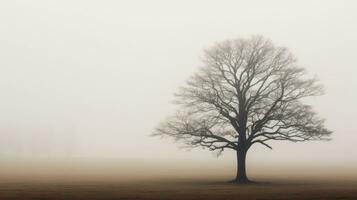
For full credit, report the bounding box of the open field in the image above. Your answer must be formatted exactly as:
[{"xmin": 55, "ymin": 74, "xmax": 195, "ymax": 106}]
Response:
[
  {"xmin": 0, "ymin": 160, "xmax": 356, "ymax": 200},
  {"xmin": 0, "ymin": 179, "xmax": 356, "ymax": 200}
]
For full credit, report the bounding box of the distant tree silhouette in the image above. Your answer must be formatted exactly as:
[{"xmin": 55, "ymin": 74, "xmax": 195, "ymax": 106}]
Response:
[{"xmin": 154, "ymin": 36, "xmax": 332, "ymax": 183}]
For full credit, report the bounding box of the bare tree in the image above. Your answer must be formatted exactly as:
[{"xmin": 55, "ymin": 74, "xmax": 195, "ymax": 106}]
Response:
[{"xmin": 154, "ymin": 36, "xmax": 332, "ymax": 183}]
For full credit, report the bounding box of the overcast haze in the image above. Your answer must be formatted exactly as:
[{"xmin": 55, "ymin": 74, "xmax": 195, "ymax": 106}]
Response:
[{"xmin": 0, "ymin": 0, "xmax": 357, "ymax": 174}]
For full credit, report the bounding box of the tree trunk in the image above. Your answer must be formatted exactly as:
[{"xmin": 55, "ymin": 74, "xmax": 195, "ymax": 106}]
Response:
[{"xmin": 235, "ymin": 148, "xmax": 250, "ymax": 183}]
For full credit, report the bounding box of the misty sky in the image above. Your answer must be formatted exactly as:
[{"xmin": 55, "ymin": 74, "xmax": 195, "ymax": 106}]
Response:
[{"xmin": 0, "ymin": 0, "xmax": 356, "ymax": 168}]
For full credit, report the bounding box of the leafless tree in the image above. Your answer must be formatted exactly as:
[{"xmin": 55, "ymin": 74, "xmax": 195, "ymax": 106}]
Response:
[{"xmin": 154, "ymin": 36, "xmax": 332, "ymax": 183}]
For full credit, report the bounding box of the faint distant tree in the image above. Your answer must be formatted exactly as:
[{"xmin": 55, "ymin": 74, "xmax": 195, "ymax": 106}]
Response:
[{"xmin": 153, "ymin": 36, "xmax": 332, "ymax": 183}]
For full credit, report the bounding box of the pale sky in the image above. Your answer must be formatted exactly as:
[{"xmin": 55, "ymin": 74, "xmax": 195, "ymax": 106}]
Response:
[{"xmin": 0, "ymin": 0, "xmax": 356, "ymax": 169}]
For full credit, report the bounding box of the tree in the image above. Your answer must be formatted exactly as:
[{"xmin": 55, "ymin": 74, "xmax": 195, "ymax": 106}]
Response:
[{"xmin": 153, "ymin": 36, "xmax": 332, "ymax": 183}]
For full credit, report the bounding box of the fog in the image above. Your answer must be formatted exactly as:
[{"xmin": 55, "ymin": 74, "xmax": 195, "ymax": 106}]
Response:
[{"xmin": 0, "ymin": 0, "xmax": 357, "ymax": 179}]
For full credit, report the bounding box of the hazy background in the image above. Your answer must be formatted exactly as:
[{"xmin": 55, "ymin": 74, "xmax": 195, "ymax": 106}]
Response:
[{"xmin": 0, "ymin": 0, "xmax": 357, "ymax": 180}]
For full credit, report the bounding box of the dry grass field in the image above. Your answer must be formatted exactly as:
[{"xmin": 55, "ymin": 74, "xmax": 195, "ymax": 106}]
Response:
[
  {"xmin": 0, "ymin": 179, "xmax": 356, "ymax": 200},
  {"xmin": 0, "ymin": 160, "xmax": 356, "ymax": 200}
]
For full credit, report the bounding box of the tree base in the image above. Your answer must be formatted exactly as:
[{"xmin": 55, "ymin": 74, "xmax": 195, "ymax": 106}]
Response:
[{"xmin": 228, "ymin": 179, "xmax": 256, "ymax": 184}]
